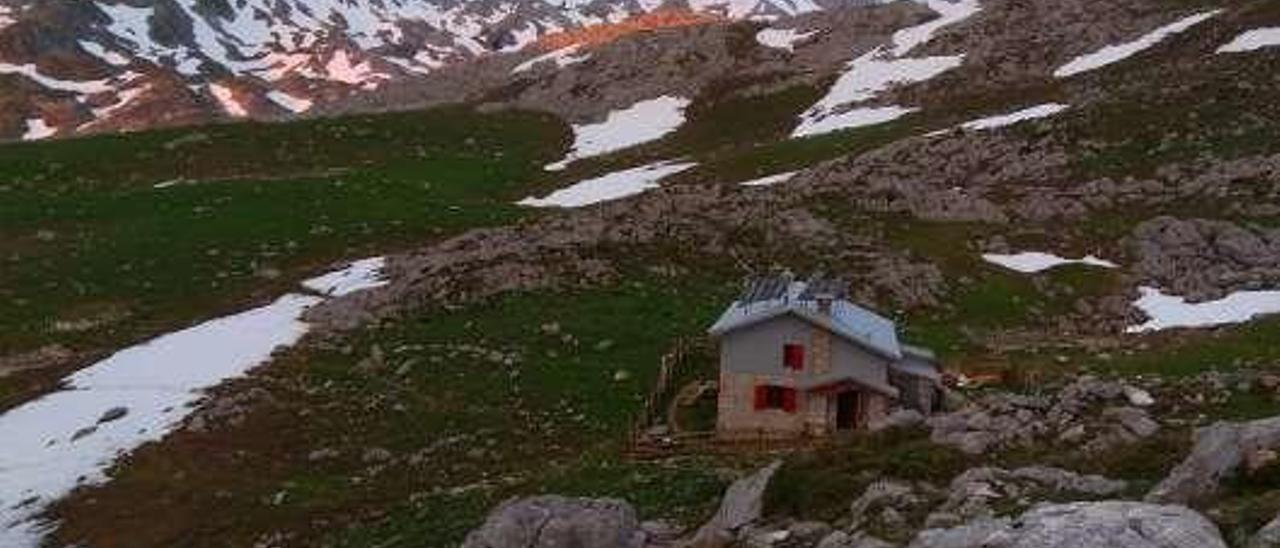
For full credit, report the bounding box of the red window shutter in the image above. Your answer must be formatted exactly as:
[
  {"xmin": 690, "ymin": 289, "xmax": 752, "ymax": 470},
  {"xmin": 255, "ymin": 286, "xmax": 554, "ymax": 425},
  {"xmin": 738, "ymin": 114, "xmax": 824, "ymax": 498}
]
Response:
[
  {"xmin": 784, "ymin": 344, "xmax": 805, "ymax": 371},
  {"xmin": 782, "ymin": 388, "xmax": 797, "ymax": 413},
  {"xmin": 754, "ymin": 385, "xmax": 767, "ymax": 410}
]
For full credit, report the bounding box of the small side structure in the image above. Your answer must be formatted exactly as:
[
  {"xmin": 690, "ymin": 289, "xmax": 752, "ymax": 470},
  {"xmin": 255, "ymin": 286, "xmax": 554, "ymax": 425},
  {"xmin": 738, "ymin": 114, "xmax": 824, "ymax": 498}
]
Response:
[{"xmin": 708, "ymin": 275, "xmax": 943, "ymax": 440}]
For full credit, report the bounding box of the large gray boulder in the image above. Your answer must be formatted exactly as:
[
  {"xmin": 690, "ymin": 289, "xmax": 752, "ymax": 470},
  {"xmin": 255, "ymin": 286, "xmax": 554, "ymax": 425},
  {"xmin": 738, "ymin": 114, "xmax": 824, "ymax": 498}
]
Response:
[
  {"xmin": 686, "ymin": 460, "xmax": 782, "ymax": 548},
  {"xmin": 1249, "ymin": 515, "xmax": 1280, "ymax": 548},
  {"xmin": 908, "ymin": 501, "xmax": 1227, "ymax": 548},
  {"xmin": 817, "ymin": 530, "xmax": 898, "ymax": 548},
  {"xmin": 925, "ymin": 466, "xmax": 1126, "ymax": 527},
  {"xmin": 462, "ymin": 495, "xmax": 647, "ymax": 548},
  {"xmin": 1146, "ymin": 416, "xmax": 1280, "ymax": 504}
]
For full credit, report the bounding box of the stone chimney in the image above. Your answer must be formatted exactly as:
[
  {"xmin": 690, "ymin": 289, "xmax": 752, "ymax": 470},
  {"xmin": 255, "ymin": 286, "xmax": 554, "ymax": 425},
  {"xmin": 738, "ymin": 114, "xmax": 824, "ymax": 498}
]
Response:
[{"xmin": 816, "ymin": 293, "xmax": 834, "ymax": 315}]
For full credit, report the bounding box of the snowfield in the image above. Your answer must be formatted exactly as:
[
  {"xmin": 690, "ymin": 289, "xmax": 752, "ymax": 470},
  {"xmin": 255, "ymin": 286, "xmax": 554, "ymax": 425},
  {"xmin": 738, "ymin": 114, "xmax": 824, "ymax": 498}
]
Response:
[
  {"xmin": 1053, "ymin": 10, "xmax": 1222, "ymax": 78},
  {"xmin": 545, "ymin": 96, "xmax": 691, "ymax": 171},
  {"xmin": 960, "ymin": 103, "xmax": 1069, "ymax": 131},
  {"xmin": 518, "ymin": 161, "xmax": 697, "ymax": 208},
  {"xmin": 755, "ymin": 27, "xmax": 815, "ymax": 51},
  {"xmin": 1126, "ymin": 286, "xmax": 1280, "ymax": 333},
  {"xmin": 792, "ymin": 0, "xmax": 979, "ymax": 138},
  {"xmin": 0, "ymin": 259, "xmax": 387, "ymax": 547},
  {"xmin": 1216, "ymin": 27, "xmax": 1280, "ymax": 53},
  {"xmin": 983, "ymin": 252, "xmax": 1118, "ymax": 273}
]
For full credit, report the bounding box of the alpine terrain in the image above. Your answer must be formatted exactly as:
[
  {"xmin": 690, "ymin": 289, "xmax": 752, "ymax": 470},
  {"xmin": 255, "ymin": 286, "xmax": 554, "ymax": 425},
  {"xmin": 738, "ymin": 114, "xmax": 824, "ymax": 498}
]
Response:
[{"xmin": 1, "ymin": 0, "xmax": 1280, "ymax": 546}]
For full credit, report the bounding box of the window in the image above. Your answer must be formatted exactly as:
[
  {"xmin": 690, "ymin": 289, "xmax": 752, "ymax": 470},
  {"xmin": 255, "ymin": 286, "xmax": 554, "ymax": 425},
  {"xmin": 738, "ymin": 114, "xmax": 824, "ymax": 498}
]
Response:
[
  {"xmin": 754, "ymin": 385, "xmax": 797, "ymax": 413},
  {"xmin": 783, "ymin": 343, "xmax": 805, "ymax": 371}
]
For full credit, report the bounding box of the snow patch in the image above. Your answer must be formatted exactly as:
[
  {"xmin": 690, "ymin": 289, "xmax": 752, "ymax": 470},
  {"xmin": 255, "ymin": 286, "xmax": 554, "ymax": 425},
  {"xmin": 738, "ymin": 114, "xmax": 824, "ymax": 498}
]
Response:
[
  {"xmin": 21, "ymin": 118, "xmax": 55, "ymax": 141},
  {"xmin": 325, "ymin": 50, "xmax": 390, "ymax": 88},
  {"xmin": 512, "ymin": 44, "xmax": 590, "ymax": 73},
  {"xmin": 79, "ymin": 41, "xmax": 131, "ymax": 67},
  {"xmin": 982, "ymin": 251, "xmax": 1118, "ymax": 273},
  {"xmin": 208, "ymin": 83, "xmax": 249, "ymax": 117},
  {"xmin": 301, "ymin": 257, "xmax": 388, "ymax": 297},
  {"xmin": 266, "ymin": 90, "xmax": 314, "ymax": 113},
  {"xmin": 794, "ymin": 105, "xmax": 918, "ymax": 138},
  {"xmin": 1053, "ymin": 10, "xmax": 1222, "ymax": 78},
  {"xmin": 90, "ymin": 85, "xmax": 151, "ymax": 122},
  {"xmin": 0, "ymin": 63, "xmax": 113, "ymax": 94},
  {"xmin": 791, "ymin": 0, "xmax": 979, "ymax": 138},
  {"xmin": 959, "ymin": 103, "xmax": 1069, "ymax": 131},
  {"xmin": 546, "ymin": 96, "xmax": 690, "ymax": 170},
  {"xmin": 518, "ymin": 161, "xmax": 697, "ymax": 208},
  {"xmin": 1126, "ymin": 286, "xmax": 1280, "ymax": 333},
  {"xmin": 740, "ymin": 171, "xmax": 798, "ymax": 187},
  {"xmin": 890, "ymin": 0, "xmax": 981, "ymax": 56},
  {"xmin": 755, "ymin": 27, "xmax": 815, "ymax": 51},
  {"xmin": 1216, "ymin": 27, "xmax": 1280, "ymax": 53},
  {"xmin": 0, "ymin": 258, "xmax": 386, "ymax": 547}
]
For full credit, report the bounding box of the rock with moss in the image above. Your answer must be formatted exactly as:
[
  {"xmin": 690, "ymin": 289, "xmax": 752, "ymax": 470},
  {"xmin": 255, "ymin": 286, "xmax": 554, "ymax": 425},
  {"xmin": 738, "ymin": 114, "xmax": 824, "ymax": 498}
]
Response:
[
  {"xmin": 462, "ymin": 495, "xmax": 646, "ymax": 548},
  {"xmin": 908, "ymin": 501, "xmax": 1227, "ymax": 548},
  {"xmin": 1249, "ymin": 515, "xmax": 1280, "ymax": 548},
  {"xmin": 1146, "ymin": 416, "xmax": 1280, "ymax": 504},
  {"xmin": 686, "ymin": 460, "xmax": 783, "ymax": 548}
]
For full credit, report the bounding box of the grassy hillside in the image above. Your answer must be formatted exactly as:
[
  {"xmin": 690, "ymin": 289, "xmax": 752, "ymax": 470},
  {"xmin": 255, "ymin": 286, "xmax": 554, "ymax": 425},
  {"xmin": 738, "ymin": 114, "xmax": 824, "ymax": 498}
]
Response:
[
  {"xmin": 0, "ymin": 107, "xmax": 568, "ymax": 406},
  {"xmin": 51, "ymin": 269, "xmax": 744, "ymax": 547}
]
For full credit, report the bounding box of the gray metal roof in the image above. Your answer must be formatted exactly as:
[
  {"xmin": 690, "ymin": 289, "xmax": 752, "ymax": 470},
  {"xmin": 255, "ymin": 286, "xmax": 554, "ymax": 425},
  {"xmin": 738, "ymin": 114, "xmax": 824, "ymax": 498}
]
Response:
[
  {"xmin": 902, "ymin": 344, "xmax": 938, "ymax": 362},
  {"xmin": 707, "ymin": 280, "xmax": 903, "ymax": 360},
  {"xmin": 890, "ymin": 359, "xmax": 943, "ymax": 383}
]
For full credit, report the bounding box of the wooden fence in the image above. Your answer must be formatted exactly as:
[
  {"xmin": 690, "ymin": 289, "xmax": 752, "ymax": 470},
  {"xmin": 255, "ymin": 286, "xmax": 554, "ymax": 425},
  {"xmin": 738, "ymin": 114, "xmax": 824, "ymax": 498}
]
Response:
[
  {"xmin": 632, "ymin": 337, "xmax": 695, "ymax": 432},
  {"xmin": 622, "ymin": 338, "xmax": 834, "ymax": 459}
]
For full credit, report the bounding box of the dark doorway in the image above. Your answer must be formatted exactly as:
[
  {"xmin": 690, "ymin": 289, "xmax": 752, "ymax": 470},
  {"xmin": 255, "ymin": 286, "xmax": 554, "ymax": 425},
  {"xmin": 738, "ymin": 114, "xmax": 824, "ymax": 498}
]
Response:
[{"xmin": 836, "ymin": 391, "xmax": 860, "ymax": 430}]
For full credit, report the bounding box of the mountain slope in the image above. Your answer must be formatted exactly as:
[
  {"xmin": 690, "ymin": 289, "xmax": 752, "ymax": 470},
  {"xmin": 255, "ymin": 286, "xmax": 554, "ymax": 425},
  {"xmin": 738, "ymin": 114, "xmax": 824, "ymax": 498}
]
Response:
[
  {"xmin": 2, "ymin": 0, "xmax": 1280, "ymax": 546},
  {"xmin": 0, "ymin": 0, "xmax": 888, "ymax": 140}
]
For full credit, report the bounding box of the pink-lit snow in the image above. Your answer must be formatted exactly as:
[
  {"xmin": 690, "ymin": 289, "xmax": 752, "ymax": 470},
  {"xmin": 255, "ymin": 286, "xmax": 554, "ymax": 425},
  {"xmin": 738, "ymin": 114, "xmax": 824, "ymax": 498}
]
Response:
[
  {"xmin": 266, "ymin": 90, "xmax": 314, "ymax": 113},
  {"xmin": 208, "ymin": 83, "xmax": 249, "ymax": 117},
  {"xmin": 21, "ymin": 119, "xmax": 55, "ymax": 141}
]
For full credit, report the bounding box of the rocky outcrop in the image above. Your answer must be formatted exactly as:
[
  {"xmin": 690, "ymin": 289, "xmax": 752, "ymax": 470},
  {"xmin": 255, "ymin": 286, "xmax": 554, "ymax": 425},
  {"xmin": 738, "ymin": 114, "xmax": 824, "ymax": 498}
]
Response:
[
  {"xmin": 1126, "ymin": 217, "xmax": 1280, "ymax": 301},
  {"xmin": 817, "ymin": 531, "xmax": 897, "ymax": 548},
  {"xmin": 848, "ymin": 479, "xmax": 933, "ymax": 532},
  {"xmin": 306, "ymin": 181, "xmax": 945, "ymax": 331},
  {"xmin": 1248, "ymin": 515, "xmax": 1280, "ymax": 548},
  {"xmin": 462, "ymin": 495, "xmax": 647, "ymax": 548},
  {"xmin": 687, "ymin": 460, "xmax": 782, "ymax": 547},
  {"xmin": 926, "ymin": 377, "xmax": 1160, "ymax": 455},
  {"xmin": 1146, "ymin": 415, "xmax": 1280, "ymax": 505},
  {"xmin": 924, "ymin": 466, "xmax": 1127, "ymax": 528},
  {"xmin": 908, "ymin": 501, "xmax": 1228, "ymax": 548}
]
